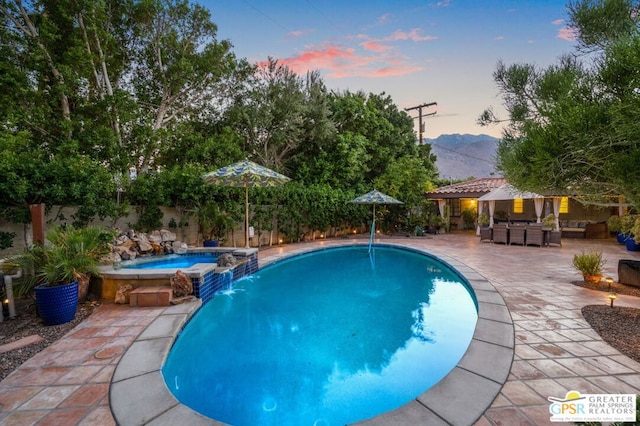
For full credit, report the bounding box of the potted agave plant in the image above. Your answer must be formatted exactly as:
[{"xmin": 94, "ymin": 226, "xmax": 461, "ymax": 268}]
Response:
[{"xmin": 12, "ymin": 225, "xmax": 112, "ymax": 325}]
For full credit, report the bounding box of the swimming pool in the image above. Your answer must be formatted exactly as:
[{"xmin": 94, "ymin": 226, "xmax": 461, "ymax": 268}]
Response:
[
  {"xmin": 162, "ymin": 245, "xmax": 478, "ymax": 425},
  {"xmin": 122, "ymin": 253, "xmax": 218, "ymax": 270}
]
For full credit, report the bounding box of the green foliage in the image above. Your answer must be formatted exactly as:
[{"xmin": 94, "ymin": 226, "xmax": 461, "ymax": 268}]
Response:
[
  {"xmin": 11, "ymin": 225, "xmax": 113, "ymax": 297},
  {"xmin": 632, "ymin": 216, "xmax": 640, "ymax": 244},
  {"xmin": 572, "ymin": 249, "xmax": 606, "ymax": 277},
  {"xmin": 0, "ymin": 0, "xmax": 438, "ymax": 235},
  {"xmin": 607, "ymin": 215, "xmax": 622, "ymax": 233},
  {"xmin": 461, "ymin": 208, "xmax": 477, "ymax": 230},
  {"xmin": 0, "ymin": 231, "xmax": 16, "ymax": 251},
  {"xmin": 481, "ymin": 0, "xmax": 640, "ymax": 211},
  {"xmin": 542, "ymin": 214, "xmax": 557, "ymax": 230},
  {"xmin": 477, "ymin": 213, "xmax": 490, "ymax": 227}
]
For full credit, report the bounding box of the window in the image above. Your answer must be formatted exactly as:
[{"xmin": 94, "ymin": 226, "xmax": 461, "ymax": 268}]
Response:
[
  {"xmin": 559, "ymin": 197, "xmax": 569, "ymax": 214},
  {"xmin": 513, "ymin": 198, "xmax": 523, "ymax": 214}
]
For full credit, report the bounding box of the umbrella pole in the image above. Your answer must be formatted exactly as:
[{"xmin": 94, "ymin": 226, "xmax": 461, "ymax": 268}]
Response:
[
  {"xmin": 372, "ymin": 204, "xmax": 376, "ymax": 235},
  {"xmin": 245, "ymin": 183, "xmax": 249, "ymax": 248}
]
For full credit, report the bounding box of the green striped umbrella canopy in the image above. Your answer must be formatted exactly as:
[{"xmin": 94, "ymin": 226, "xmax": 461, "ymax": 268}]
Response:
[
  {"xmin": 349, "ymin": 190, "xmax": 403, "ymax": 233},
  {"xmin": 203, "ymin": 159, "xmax": 291, "ymax": 247}
]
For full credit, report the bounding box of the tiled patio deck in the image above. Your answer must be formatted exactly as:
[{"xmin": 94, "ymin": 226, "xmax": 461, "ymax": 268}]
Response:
[{"xmin": 0, "ymin": 233, "xmax": 639, "ymax": 425}]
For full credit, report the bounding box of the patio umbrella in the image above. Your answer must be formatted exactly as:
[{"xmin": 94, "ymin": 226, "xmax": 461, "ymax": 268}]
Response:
[
  {"xmin": 202, "ymin": 159, "xmax": 291, "ymax": 248},
  {"xmin": 349, "ymin": 190, "xmax": 403, "ymax": 234}
]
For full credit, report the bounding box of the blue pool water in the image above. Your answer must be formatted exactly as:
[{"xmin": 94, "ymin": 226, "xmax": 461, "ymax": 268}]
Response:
[
  {"xmin": 122, "ymin": 254, "xmax": 218, "ymax": 269},
  {"xmin": 162, "ymin": 245, "xmax": 478, "ymax": 425}
]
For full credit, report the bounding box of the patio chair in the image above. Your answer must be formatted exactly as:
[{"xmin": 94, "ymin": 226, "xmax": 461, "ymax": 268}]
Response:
[
  {"xmin": 509, "ymin": 223, "xmax": 526, "ymax": 245},
  {"xmin": 479, "ymin": 227, "xmax": 492, "ymax": 243},
  {"xmin": 492, "ymin": 223, "xmax": 509, "ymax": 245},
  {"xmin": 525, "ymin": 224, "xmax": 544, "ymax": 247},
  {"xmin": 548, "ymin": 229, "xmax": 562, "ymax": 246}
]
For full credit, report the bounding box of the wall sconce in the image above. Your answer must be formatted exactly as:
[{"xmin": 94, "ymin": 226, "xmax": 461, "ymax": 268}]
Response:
[
  {"xmin": 608, "ymin": 293, "xmax": 617, "ymax": 307},
  {"xmin": 278, "ymin": 238, "xmax": 283, "ymax": 244},
  {"xmin": 605, "ymin": 277, "xmax": 614, "ymax": 291}
]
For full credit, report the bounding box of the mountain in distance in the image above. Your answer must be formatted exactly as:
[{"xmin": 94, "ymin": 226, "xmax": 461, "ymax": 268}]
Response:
[{"xmin": 422, "ymin": 134, "xmax": 500, "ymax": 180}]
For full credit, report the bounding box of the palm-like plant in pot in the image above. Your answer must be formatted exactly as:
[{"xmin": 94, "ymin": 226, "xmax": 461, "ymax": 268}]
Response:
[{"xmin": 12, "ymin": 225, "xmax": 112, "ymax": 325}]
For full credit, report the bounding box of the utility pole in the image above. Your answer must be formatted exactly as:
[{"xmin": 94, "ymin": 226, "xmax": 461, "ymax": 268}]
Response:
[{"xmin": 405, "ymin": 102, "xmax": 437, "ymax": 144}]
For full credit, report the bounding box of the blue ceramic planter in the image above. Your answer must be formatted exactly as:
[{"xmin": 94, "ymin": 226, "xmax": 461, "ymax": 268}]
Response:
[
  {"xmin": 625, "ymin": 237, "xmax": 640, "ymax": 252},
  {"xmin": 35, "ymin": 281, "xmax": 78, "ymax": 326},
  {"xmin": 616, "ymin": 233, "xmax": 627, "ymax": 244},
  {"xmin": 203, "ymin": 240, "xmax": 219, "ymax": 247}
]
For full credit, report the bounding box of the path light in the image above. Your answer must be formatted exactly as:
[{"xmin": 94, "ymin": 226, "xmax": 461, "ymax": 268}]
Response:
[
  {"xmin": 608, "ymin": 293, "xmax": 617, "ymax": 307},
  {"xmin": 605, "ymin": 276, "xmax": 614, "ymax": 291}
]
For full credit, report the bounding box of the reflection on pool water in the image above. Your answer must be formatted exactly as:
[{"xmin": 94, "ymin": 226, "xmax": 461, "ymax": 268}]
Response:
[
  {"xmin": 162, "ymin": 245, "xmax": 478, "ymax": 425},
  {"xmin": 122, "ymin": 253, "xmax": 218, "ymax": 269}
]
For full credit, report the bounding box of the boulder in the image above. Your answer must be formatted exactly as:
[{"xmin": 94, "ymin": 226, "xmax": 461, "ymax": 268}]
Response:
[
  {"xmin": 171, "ymin": 270, "xmax": 193, "ymax": 297},
  {"xmin": 119, "ymin": 249, "xmax": 137, "ymax": 261},
  {"xmin": 150, "ymin": 242, "xmax": 164, "ymax": 255},
  {"xmin": 137, "ymin": 240, "xmax": 153, "ymax": 254},
  {"xmin": 173, "ymin": 241, "xmax": 188, "ymax": 254},
  {"xmin": 618, "ymin": 259, "xmax": 640, "ymax": 288},
  {"xmin": 115, "ymin": 284, "xmax": 133, "ymax": 304},
  {"xmin": 160, "ymin": 229, "xmax": 177, "ymax": 242},
  {"xmin": 148, "ymin": 231, "xmax": 163, "ymax": 244},
  {"xmin": 217, "ymin": 253, "xmax": 236, "ymax": 267}
]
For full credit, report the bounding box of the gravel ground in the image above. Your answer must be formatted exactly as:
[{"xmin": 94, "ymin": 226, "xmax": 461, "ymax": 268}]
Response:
[
  {"xmin": 0, "ymin": 297, "xmax": 97, "ymax": 382},
  {"xmin": 576, "ymin": 279, "xmax": 640, "ymax": 364},
  {"xmin": 582, "ymin": 305, "xmax": 640, "ymax": 364}
]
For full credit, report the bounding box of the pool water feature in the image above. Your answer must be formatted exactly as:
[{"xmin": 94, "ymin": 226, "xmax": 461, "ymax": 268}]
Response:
[
  {"xmin": 122, "ymin": 253, "xmax": 218, "ymax": 269},
  {"xmin": 162, "ymin": 245, "xmax": 478, "ymax": 425}
]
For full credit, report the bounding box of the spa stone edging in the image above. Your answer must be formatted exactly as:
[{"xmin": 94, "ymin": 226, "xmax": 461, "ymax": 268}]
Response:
[{"xmin": 110, "ymin": 242, "xmax": 514, "ymax": 426}]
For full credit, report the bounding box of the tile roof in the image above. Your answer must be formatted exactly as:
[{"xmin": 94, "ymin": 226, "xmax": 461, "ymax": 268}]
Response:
[{"xmin": 426, "ymin": 177, "xmax": 507, "ymax": 198}]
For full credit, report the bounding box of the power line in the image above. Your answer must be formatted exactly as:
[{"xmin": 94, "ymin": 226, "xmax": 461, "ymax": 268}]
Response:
[
  {"xmin": 429, "ymin": 141, "xmax": 495, "ymax": 165},
  {"xmin": 241, "ymin": 0, "xmax": 292, "ymax": 33},
  {"xmin": 305, "ymin": 0, "xmax": 343, "ymax": 35}
]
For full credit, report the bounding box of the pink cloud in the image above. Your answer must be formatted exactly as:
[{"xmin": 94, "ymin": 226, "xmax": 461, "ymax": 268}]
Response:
[
  {"xmin": 361, "ymin": 40, "xmax": 392, "ymax": 52},
  {"xmin": 557, "ymin": 26, "xmax": 577, "ymax": 41},
  {"xmin": 377, "ymin": 13, "xmax": 391, "ymax": 24},
  {"xmin": 273, "ymin": 44, "xmax": 422, "ymax": 79},
  {"xmin": 552, "ymin": 19, "xmax": 565, "ymax": 25},
  {"xmin": 286, "ymin": 29, "xmax": 313, "ymax": 39},
  {"xmin": 384, "ymin": 28, "xmax": 438, "ymax": 42},
  {"xmin": 495, "ymin": 35, "xmax": 505, "ymax": 41}
]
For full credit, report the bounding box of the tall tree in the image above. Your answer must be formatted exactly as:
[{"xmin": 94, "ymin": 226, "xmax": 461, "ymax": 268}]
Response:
[
  {"xmin": 480, "ymin": 0, "xmax": 640, "ymax": 209},
  {"xmin": 127, "ymin": 0, "xmax": 244, "ymax": 172}
]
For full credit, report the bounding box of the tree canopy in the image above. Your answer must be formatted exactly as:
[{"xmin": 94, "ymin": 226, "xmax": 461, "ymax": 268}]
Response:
[
  {"xmin": 0, "ymin": 0, "xmax": 438, "ymax": 234},
  {"xmin": 480, "ymin": 0, "xmax": 640, "ymax": 209}
]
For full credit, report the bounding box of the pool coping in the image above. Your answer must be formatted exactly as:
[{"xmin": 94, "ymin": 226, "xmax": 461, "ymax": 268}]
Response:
[{"xmin": 109, "ymin": 243, "xmax": 514, "ymax": 425}]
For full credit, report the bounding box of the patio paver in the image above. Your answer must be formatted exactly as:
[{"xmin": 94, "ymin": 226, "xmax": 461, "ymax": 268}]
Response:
[{"xmin": 0, "ymin": 233, "xmax": 638, "ymax": 425}]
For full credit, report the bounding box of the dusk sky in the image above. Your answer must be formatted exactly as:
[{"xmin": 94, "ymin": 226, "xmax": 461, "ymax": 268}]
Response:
[{"xmin": 202, "ymin": 0, "xmax": 576, "ymax": 139}]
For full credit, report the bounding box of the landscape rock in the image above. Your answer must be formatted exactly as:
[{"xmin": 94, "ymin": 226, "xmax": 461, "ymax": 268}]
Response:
[
  {"xmin": 160, "ymin": 229, "xmax": 177, "ymax": 242},
  {"xmin": 217, "ymin": 253, "xmax": 236, "ymax": 267},
  {"xmin": 170, "ymin": 270, "xmax": 192, "ymax": 297},
  {"xmin": 173, "ymin": 241, "xmax": 187, "ymax": 254},
  {"xmin": 114, "ymin": 284, "xmax": 133, "ymax": 304}
]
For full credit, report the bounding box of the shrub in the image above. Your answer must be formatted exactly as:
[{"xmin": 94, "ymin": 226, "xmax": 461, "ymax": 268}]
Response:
[{"xmin": 572, "ymin": 250, "xmax": 606, "ymax": 278}]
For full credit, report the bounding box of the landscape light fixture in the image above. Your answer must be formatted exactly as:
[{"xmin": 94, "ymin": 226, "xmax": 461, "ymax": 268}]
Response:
[
  {"xmin": 608, "ymin": 293, "xmax": 617, "ymax": 307},
  {"xmin": 605, "ymin": 276, "xmax": 614, "ymax": 291}
]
